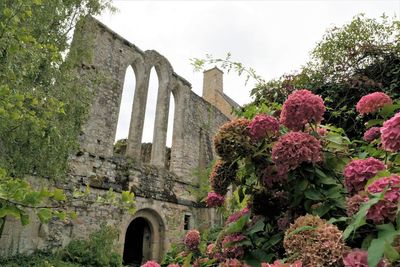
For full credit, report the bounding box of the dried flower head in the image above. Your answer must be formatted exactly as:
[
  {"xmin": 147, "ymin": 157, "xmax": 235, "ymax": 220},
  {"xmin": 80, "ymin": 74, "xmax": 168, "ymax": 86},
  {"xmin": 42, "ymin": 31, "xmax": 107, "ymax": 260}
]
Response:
[
  {"xmin": 141, "ymin": 261, "xmax": 161, "ymax": 267},
  {"xmin": 210, "ymin": 160, "xmax": 237, "ymax": 195},
  {"xmin": 284, "ymin": 214, "xmax": 345, "ymax": 266},
  {"xmin": 343, "ymin": 157, "xmax": 386, "ymax": 195},
  {"xmin": 280, "ymin": 89, "xmax": 325, "ymax": 131},
  {"xmin": 366, "ymin": 175, "xmax": 400, "ymax": 223},
  {"xmin": 248, "ymin": 114, "xmax": 280, "ymax": 141},
  {"xmin": 343, "ymin": 249, "xmax": 389, "ymax": 267},
  {"xmin": 356, "ymin": 92, "xmax": 392, "ymax": 115},
  {"xmin": 206, "ymin": 191, "xmax": 225, "ymax": 208},
  {"xmin": 363, "ymin": 127, "xmax": 381, "ymax": 142},
  {"xmin": 380, "ymin": 112, "xmax": 400, "ymax": 152},
  {"xmin": 184, "ymin": 229, "xmax": 201, "ymax": 251},
  {"xmin": 222, "ymin": 233, "xmax": 246, "ymax": 259},
  {"xmin": 346, "ymin": 192, "xmax": 368, "ymax": 217},
  {"xmin": 214, "ymin": 118, "xmax": 253, "ymax": 161},
  {"xmin": 272, "ymin": 132, "xmax": 322, "ymax": 174}
]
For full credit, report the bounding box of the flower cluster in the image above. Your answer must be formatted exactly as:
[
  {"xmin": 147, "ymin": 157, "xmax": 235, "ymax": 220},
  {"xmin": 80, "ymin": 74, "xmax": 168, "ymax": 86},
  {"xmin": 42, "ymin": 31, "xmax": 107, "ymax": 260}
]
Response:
[
  {"xmin": 343, "ymin": 157, "xmax": 386, "ymax": 195},
  {"xmin": 363, "ymin": 127, "xmax": 381, "ymax": 142},
  {"xmin": 226, "ymin": 207, "xmax": 250, "ymax": 224},
  {"xmin": 343, "ymin": 249, "xmax": 388, "ymax": 267},
  {"xmin": 219, "ymin": 259, "xmax": 250, "ymax": 267},
  {"xmin": 283, "ymin": 215, "xmax": 345, "ymax": 266},
  {"xmin": 272, "ymin": 132, "xmax": 322, "ymax": 174},
  {"xmin": 222, "ymin": 233, "xmax": 246, "ymax": 258},
  {"xmin": 141, "ymin": 261, "xmax": 160, "ymax": 267},
  {"xmin": 248, "ymin": 114, "xmax": 280, "ymax": 141},
  {"xmin": 346, "ymin": 193, "xmax": 368, "ymax": 217},
  {"xmin": 206, "ymin": 243, "xmax": 215, "ymax": 258},
  {"xmin": 280, "ymin": 89, "xmax": 325, "ymax": 131},
  {"xmin": 261, "ymin": 260, "xmax": 302, "ymax": 267},
  {"xmin": 366, "ymin": 175, "xmax": 400, "ymax": 223},
  {"xmin": 257, "ymin": 164, "xmax": 288, "ymax": 187},
  {"xmin": 210, "ymin": 160, "xmax": 237, "ymax": 195},
  {"xmin": 356, "ymin": 92, "xmax": 392, "ymax": 115},
  {"xmin": 380, "ymin": 112, "xmax": 400, "ymax": 152},
  {"xmin": 214, "ymin": 118, "xmax": 253, "ymax": 161},
  {"xmin": 184, "ymin": 229, "xmax": 201, "ymax": 251},
  {"xmin": 206, "ymin": 191, "xmax": 225, "ymax": 207},
  {"xmin": 167, "ymin": 264, "xmax": 180, "ymax": 267}
]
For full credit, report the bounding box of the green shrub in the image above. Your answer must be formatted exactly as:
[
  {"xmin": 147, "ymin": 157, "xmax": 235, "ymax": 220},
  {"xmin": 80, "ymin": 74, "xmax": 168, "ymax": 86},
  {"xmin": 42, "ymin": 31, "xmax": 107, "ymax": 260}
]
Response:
[
  {"xmin": 0, "ymin": 251, "xmax": 81, "ymax": 267},
  {"xmin": 60, "ymin": 223, "xmax": 122, "ymax": 267}
]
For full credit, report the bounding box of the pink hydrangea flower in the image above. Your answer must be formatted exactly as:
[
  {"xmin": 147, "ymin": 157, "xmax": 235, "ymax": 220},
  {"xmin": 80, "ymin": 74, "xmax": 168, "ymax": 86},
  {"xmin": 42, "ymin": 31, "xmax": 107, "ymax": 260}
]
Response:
[
  {"xmin": 167, "ymin": 264, "xmax": 180, "ymax": 267},
  {"xmin": 206, "ymin": 191, "xmax": 225, "ymax": 207},
  {"xmin": 272, "ymin": 132, "xmax": 322, "ymax": 174},
  {"xmin": 262, "ymin": 260, "xmax": 303, "ymax": 267},
  {"xmin": 206, "ymin": 243, "xmax": 215, "ymax": 258},
  {"xmin": 343, "ymin": 249, "xmax": 389, "ymax": 267},
  {"xmin": 222, "ymin": 233, "xmax": 246, "ymax": 258},
  {"xmin": 343, "ymin": 157, "xmax": 385, "ymax": 195},
  {"xmin": 248, "ymin": 114, "xmax": 280, "ymax": 141},
  {"xmin": 363, "ymin": 127, "xmax": 381, "ymax": 142},
  {"xmin": 280, "ymin": 89, "xmax": 325, "ymax": 131},
  {"xmin": 184, "ymin": 229, "xmax": 201, "ymax": 251},
  {"xmin": 380, "ymin": 112, "xmax": 400, "ymax": 152},
  {"xmin": 220, "ymin": 258, "xmax": 250, "ymax": 267},
  {"xmin": 356, "ymin": 92, "xmax": 392, "ymax": 115},
  {"xmin": 226, "ymin": 207, "xmax": 250, "ymax": 224},
  {"xmin": 141, "ymin": 261, "xmax": 161, "ymax": 267},
  {"xmin": 366, "ymin": 175, "xmax": 400, "ymax": 223}
]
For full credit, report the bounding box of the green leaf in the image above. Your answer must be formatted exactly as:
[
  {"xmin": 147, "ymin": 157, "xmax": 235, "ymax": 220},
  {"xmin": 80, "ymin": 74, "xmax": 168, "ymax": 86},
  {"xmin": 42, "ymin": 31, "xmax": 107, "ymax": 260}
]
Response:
[
  {"xmin": 37, "ymin": 208, "xmax": 52, "ymax": 223},
  {"xmin": 343, "ymin": 193, "xmax": 383, "ymax": 239},
  {"xmin": 368, "ymin": 238, "xmax": 385, "ymax": 267},
  {"xmin": 183, "ymin": 252, "xmax": 192, "ymax": 267},
  {"xmin": 304, "ymin": 189, "xmax": 322, "ymax": 200},
  {"xmin": 315, "ymin": 169, "xmax": 337, "ymax": 185},
  {"xmin": 0, "ymin": 205, "xmax": 22, "ymax": 219},
  {"xmin": 366, "ymin": 119, "xmax": 384, "ymax": 128},
  {"xmin": 226, "ymin": 214, "xmax": 249, "ymax": 234},
  {"xmin": 20, "ymin": 213, "xmax": 30, "ymax": 225},
  {"xmin": 384, "ymin": 242, "xmax": 400, "ymax": 262},
  {"xmin": 245, "ymin": 219, "xmax": 264, "ymax": 235},
  {"xmin": 53, "ymin": 188, "xmax": 66, "ymax": 201}
]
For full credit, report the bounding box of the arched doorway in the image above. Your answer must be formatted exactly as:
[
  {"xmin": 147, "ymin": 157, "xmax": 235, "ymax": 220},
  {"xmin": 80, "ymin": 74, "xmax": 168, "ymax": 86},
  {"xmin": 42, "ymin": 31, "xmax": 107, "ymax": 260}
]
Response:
[{"xmin": 123, "ymin": 217, "xmax": 152, "ymax": 265}]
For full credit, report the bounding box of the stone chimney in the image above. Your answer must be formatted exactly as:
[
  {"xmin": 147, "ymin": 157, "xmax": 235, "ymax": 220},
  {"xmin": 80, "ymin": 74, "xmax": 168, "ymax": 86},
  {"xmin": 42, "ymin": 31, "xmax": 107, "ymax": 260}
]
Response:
[
  {"xmin": 202, "ymin": 67, "xmax": 238, "ymax": 120},
  {"xmin": 202, "ymin": 67, "xmax": 223, "ymax": 103}
]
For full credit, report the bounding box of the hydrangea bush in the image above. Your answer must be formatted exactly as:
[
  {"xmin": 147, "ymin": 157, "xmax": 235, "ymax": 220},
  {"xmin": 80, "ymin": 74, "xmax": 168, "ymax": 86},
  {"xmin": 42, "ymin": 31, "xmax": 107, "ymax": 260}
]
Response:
[{"xmin": 155, "ymin": 90, "xmax": 400, "ymax": 267}]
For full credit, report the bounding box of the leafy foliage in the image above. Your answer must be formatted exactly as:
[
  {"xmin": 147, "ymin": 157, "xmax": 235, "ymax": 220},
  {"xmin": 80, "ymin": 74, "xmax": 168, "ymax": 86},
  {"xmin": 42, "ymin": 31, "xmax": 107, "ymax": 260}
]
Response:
[{"xmin": 60, "ymin": 223, "xmax": 122, "ymax": 267}]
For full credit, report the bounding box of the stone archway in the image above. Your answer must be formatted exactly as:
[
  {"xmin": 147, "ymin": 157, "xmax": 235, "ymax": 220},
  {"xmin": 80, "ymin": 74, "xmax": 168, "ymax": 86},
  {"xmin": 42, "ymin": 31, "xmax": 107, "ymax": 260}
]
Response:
[
  {"xmin": 122, "ymin": 209, "xmax": 165, "ymax": 265},
  {"xmin": 123, "ymin": 217, "xmax": 151, "ymax": 265}
]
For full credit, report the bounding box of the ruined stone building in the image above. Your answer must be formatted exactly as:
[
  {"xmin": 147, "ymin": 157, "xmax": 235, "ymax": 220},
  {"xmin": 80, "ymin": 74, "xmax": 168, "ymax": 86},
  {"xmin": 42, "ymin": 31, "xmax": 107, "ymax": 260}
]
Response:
[{"xmin": 0, "ymin": 17, "xmax": 239, "ymax": 265}]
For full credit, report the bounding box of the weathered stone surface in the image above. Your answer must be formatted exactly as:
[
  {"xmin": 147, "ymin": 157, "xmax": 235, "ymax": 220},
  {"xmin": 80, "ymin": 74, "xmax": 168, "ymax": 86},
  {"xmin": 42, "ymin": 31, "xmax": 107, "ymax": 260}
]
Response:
[{"xmin": 0, "ymin": 16, "xmax": 233, "ymax": 263}]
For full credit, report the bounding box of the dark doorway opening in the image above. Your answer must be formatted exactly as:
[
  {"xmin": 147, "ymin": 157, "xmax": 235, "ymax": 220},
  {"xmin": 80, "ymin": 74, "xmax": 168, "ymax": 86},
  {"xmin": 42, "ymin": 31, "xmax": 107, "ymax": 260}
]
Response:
[{"xmin": 123, "ymin": 217, "xmax": 151, "ymax": 266}]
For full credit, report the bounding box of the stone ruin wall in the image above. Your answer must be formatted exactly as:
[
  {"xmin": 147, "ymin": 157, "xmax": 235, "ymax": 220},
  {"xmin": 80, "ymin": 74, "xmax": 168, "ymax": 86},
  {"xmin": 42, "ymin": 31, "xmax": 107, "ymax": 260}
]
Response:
[{"xmin": 0, "ymin": 16, "xmax": 234, "ymax": 261}]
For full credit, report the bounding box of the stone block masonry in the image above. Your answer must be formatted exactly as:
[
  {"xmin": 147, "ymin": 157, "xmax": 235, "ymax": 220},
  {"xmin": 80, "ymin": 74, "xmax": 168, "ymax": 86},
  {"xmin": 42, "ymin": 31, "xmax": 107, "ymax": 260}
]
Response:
[{"xmin": 0, "ymin": 16, "xmax": 239, "ymax": 263}]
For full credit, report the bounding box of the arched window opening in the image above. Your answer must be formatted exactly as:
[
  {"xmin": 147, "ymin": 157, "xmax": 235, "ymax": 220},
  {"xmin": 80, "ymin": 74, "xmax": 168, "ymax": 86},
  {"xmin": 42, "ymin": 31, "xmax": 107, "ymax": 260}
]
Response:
[
  {"xmin": 166, "ymin": 93, "xmax": 175, "ymax": 148},
  {"xmin": 115, "ymin": 66, "xmax": 136, "ymax": 146},
  {"xmin": 141, "ymin": 67, "xmax": 158, "ymax": 163},
  {"xmin": 123, "ymin": 217, "xmax": 151, "ymax": 265}
]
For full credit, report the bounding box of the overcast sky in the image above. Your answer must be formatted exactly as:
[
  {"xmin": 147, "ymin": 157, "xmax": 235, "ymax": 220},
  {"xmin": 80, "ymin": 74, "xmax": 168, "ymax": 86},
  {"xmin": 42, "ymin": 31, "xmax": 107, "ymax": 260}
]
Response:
[{"xmin": 97, "ymin": 0, "xmax": 400, "ymax": 145}]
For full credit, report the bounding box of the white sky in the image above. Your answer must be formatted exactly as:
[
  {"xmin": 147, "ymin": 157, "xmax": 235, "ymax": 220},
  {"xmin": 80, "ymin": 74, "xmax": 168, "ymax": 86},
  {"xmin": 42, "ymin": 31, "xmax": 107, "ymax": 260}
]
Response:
[{"xmin": 97, "ymin": 0, "xmax": 400, "ymax": 145}]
